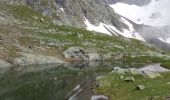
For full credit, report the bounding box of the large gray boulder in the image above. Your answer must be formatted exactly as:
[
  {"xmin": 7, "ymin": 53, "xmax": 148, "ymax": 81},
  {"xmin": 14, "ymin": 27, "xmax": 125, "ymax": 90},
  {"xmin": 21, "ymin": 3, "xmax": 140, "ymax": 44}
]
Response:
[{"xmin": 63, "ymin": 47, "xmax": 87, "ymax": 60}]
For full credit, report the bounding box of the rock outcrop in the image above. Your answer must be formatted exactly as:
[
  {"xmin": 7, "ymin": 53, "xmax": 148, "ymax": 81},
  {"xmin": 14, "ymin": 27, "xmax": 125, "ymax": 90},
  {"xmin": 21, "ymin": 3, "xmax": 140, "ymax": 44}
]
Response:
[
  {"xmin": 63, "ymin": 47, "xmax": 87, "ymax": 60},
  {"xmin": 63, "ymin": 47, "xmax": 103, "ymax": 61},
  {"xmin": 14, "ymin": 52, "xmax": 65, "ymax": 66}
]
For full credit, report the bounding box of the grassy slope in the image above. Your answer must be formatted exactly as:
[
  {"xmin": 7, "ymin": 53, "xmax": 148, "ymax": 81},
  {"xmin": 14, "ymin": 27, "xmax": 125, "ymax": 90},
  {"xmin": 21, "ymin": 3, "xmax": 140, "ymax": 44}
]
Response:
[
  {"xmin": 0, "ymin": 3, "xmax": 170, "ymax": 64},
  {"xmin": 3, "ymin": 4, "xmax": 159, "ymax": 51},
  {"xmin": 95, "ymin": 72, "xmax": 170, "ymax": 100}
]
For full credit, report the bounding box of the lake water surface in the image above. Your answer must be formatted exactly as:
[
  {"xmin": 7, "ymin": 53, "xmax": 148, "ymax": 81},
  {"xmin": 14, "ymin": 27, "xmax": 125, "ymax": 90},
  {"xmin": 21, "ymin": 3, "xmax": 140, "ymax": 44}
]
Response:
[{"xmin": 0, "ymin": 61, "xmax": 151, "ymax": 100}]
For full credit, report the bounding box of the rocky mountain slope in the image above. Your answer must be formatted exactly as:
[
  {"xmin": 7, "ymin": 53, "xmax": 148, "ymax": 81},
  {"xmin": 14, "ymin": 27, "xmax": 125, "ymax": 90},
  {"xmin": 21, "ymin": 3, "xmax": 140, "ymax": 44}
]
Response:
[{"xmin": 0, "ymin": 0, "xmax": 169, "ymax": 67}]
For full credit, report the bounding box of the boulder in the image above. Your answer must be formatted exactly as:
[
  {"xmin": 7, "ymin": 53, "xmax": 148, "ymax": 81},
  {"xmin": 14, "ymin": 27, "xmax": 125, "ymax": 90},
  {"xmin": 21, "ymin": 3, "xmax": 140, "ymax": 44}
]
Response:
[
  {"xmin": 136, "ymin": 85, "xmax": 145, "ymax": 90},
  {"xmin": 63, "ymin": 47, "xmax": 87, "ymax": 60},
  {"xmin": 40, "ymin": 18, "xmax": 45, "ymax": 22}
]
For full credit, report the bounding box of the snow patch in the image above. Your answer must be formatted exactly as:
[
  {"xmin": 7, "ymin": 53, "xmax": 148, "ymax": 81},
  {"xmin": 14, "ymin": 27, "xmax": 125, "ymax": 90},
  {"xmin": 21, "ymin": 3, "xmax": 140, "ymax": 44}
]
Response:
[
  {"xmin": 120, "ymin": 17, "xmax": 145, "ymax": 41},
  {"xmin": 110, "ymin": 0, "xmax": 170, "ymax": 26},
  {"xmin": 84, "ymin": 17, "xmax": 145, "ymax": 41},
  {"xmin": 158, "ymin": 38, "xmax": 170, "ymax": 44},
  {"xmin": 60, "ymin": 8, "xmax": 64, "ymax": 11},
  {"xmin": 84, "ymin": 18, "xmax": 115, "ymax": 36}
]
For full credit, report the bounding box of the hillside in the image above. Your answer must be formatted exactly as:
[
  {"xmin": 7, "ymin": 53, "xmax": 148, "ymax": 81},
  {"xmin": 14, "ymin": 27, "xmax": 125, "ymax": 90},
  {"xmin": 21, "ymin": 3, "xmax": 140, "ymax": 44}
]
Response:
[{"xmin": 0, "ymin": 2, "xmax": 167, "ymax": 67}]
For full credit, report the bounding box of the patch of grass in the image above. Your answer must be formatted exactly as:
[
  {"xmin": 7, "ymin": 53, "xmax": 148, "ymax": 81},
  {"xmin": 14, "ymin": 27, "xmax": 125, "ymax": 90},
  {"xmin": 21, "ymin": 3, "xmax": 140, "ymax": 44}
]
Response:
[
  {"xmin": 161, "ymin": 62, "xmax": 170, "ymax": 69},
  {"xmin": 35, "ymin": 25, "xmax": 158, "ymax": 53},
  {"xmin": 95, "ymin": 72, "xmax": 170, "ymax": 100},
  {"xmin": 0, "ymin": 3, "xmax": 52, "ymax": 27}
]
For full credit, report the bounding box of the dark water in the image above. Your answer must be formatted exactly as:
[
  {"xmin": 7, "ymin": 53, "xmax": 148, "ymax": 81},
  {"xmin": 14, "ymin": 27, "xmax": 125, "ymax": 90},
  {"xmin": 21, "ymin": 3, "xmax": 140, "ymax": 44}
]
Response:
[{"xmin": 0, "ymin": 61, "xmax": 146, "ymax": 100}]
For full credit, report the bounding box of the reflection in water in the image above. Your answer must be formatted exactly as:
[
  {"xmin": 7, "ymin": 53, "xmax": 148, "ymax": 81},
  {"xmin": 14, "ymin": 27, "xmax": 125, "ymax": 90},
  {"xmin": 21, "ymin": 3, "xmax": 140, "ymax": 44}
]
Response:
[{"xmin": 0, "ymin": 62, "xmax": 147, "ymax": 100}]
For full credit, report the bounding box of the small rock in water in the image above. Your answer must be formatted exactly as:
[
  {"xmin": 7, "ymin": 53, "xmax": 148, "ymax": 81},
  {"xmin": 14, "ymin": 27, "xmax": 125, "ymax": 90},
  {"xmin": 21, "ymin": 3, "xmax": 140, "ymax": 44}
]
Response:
[
  {"xmin": 124, "ymin": 77, "xmax": 135, "ymax": 82},
  {"xmin": 136, "ymin": 85, "xmax": 145, "ymax": 90}
]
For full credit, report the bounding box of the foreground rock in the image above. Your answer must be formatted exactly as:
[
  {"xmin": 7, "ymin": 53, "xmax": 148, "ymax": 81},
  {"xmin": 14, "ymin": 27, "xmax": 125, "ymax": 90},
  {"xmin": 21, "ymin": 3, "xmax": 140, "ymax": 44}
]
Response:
[
  {"xmin": 14, "ymin": 52, "xmax": 66, "ymax": 66},
  {"xmin": 136, "ymin": 85, "xmax": 145, "ymax": 90}
]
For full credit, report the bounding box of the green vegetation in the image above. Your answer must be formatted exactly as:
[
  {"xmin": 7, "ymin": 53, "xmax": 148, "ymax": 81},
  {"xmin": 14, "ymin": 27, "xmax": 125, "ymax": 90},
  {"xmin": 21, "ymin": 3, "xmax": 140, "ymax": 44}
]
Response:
[
  {"xmin": 161, "ymin": 62, "xmax": 170, "ymax": 69},
  {"xmin": 0, "ymin": 3, "xmax": 159, "ymax": 52},
  {"xmin": 0, "ymin": 3, "xmax": 52, "ymax": 28},
  {"xmin": 95, "ymin": 72, "xmax": 170, "ymax": 100}
]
